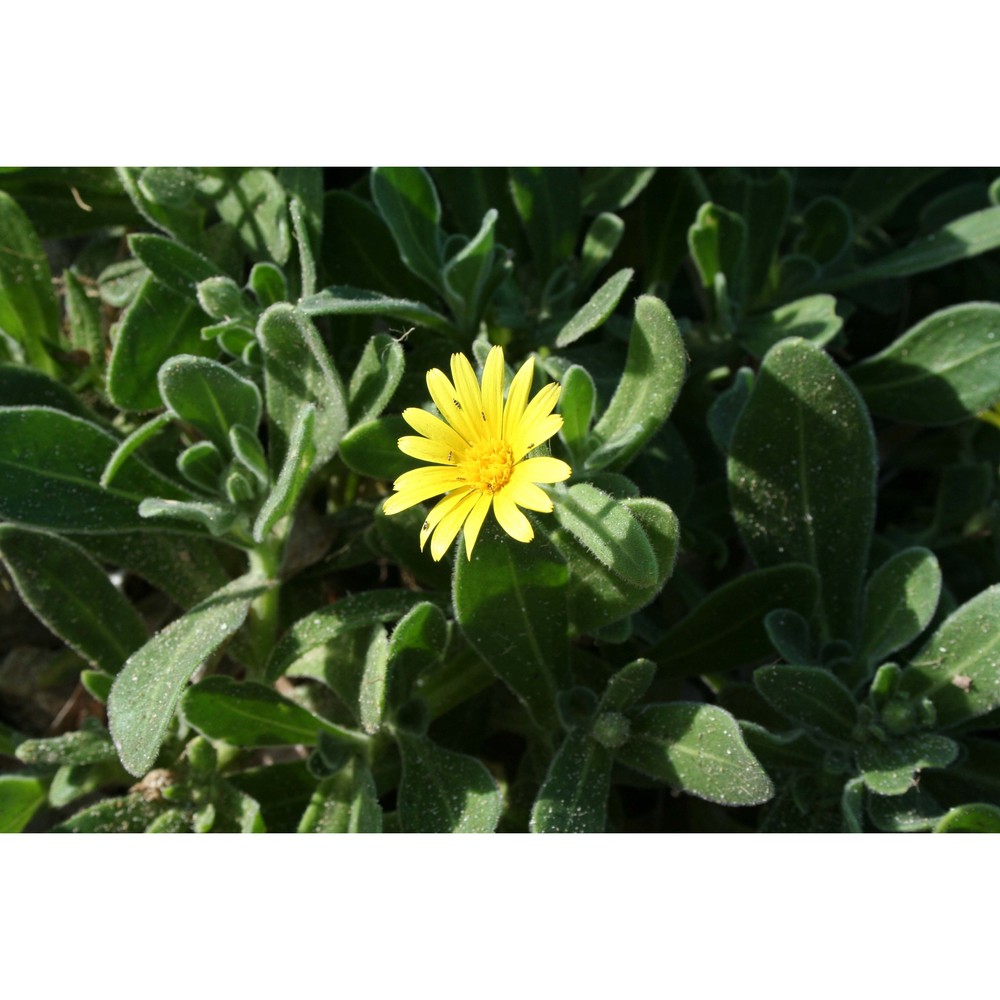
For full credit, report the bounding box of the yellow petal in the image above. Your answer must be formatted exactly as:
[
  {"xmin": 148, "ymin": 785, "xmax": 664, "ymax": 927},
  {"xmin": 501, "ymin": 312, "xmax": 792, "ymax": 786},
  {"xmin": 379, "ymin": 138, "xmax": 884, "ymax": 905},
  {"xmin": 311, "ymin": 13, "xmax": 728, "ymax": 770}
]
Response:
[
  {"xmin": 512, "ymin": 413, "xmax": 563, "ymax": 459},
  {"xmin": 493, "ymin": 488, "xmax": 534, "ymax": 543},
  {"xmin": 505, "ymin": 478, "xmax": 553, "ymax": 512},
  {"xmin": 402, "ymin": 407, "xmax": 467, "ymax": 453},
  {"xmin": 420, "ymin": 489, "xmax": 470, "ymax": 550},
  {"xmin": 509, "ymin": 383, "xmax": 560, "ymax": 457},
  {"xmin": 450, "ymin": 353, "xmax": 487, "ymax": 440},
  {"xmin": 462, "ymin": 491, "xmax": 494, "ymax": 559},
  {"xmin": 430, "ymin": 489, "xmax": 480, "ymax": 561},
  {"xmin": 480, "ymin": 345, "xmax": 505, "ymax": 438},
  {"xmin": 426, "ymin": 368, "xmax": 478, "ymax": 444},
  {"xmin": 515, "ymin": 456, "xmax": 572, "ymax": 484},
  {"xmin": 398, "ymin": 435, "xmax": 459, "ymax": 464},
  {"xmin": 502, "ymin": 354, "xmax": 535, "ymax": 439},
  {"xmin": 393, "ymin": 465, "xmax": 464, "ymax": 492}
]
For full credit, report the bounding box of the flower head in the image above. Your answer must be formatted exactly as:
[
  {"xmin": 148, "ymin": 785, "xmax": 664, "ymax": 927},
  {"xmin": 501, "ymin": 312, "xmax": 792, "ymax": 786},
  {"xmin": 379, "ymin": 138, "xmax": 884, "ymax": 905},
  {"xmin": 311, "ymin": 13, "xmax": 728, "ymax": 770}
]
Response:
[{"xmin": 383, "ymin": 346, "xmax": 572, "ymax": 560}]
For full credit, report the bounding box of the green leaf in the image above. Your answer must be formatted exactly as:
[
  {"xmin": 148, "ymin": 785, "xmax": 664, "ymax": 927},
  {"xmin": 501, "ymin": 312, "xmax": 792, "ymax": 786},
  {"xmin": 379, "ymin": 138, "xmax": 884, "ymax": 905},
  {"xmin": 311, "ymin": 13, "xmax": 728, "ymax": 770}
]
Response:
[
  {"xmin": 530, "ymin": 730, "xmax": 612, "ymax": 833},
  {"xmin": 581, "ymin": 167, "xmax": 656, "ymax": 214},
  {"xmin": 588, "ymin": 295, "xmax": 687, "ymax": 472},
  {"xmin": 707, "ymin": 367, "xmax": 754, "ymax": 455},
  {"xmin": 857, "ymin": 734, "xmax": 959, "ymax": 795},
  {"xmin": 370, "ymin": 166, "xmax": 443, "ymax": 292},
  {"xmin": 796, "ymin": 196, "xmax": 854, "ymax": 270},
  {"xmin": 737, "ymin": 295, "xmax": 843, "ymax": 359},
  {"xmin": 899, "ymin": 584, "xmax": 1000, "ymax": 728},
  {"xmin": 207, "ymin": 168, "xmax": 290, "ymax": 264},
  {"xmin": 128, "ymin": 233, "xmax": 222, "ymax": 300},
  {"xmin": 555, "ymin": 268, "xmax": 633, "ymax": 348},
  {"xmin": 828, "ymin": 205, "xmax": 1000, "ymax": 288},
  {"xmin": 841, "ymin": 776, "xmax": 865, "ymax": 833},
  {"xmin": 116, "ymin": 166, "xmax": 201, "ymax": 241},
  {"xmin": 934, "ymin": 803, "xmax": 1000, "ymax": 833},
  {"xmin": 867, "ymin": 786, "xmax": 943, "ymax": 832},
  {"xmin": 289, "ymin": 196, "xmax": 317, "ymax": 298},
  {"xmin": 0, "ymin": 190, "xmax": 60, "ymax": 374},
  {"xmin": 714, "ymin": 170, "xmax": 793, "ymax": 303},
  {"xmin": 176, "ymin": 441, "xmax": 225, "ymax": 492},
  {"xmin": 441, "ymin": 208, "xmax": 503, "ymax": 331},
  {"xmin": 641, "ymin": 169, "xmax": 705, "ymax": 289},
  {"xmin": 297, "ymin": 758, "xmax": 382, "ymax": 833},
  {"xmin": 553, "ymin": 483, "xmax": 657, "ymax": 587},
  {"xmin": 754, "ymin": 664, "xmax": 858, "ymax": 741},
  {"xmin": 54, "ymin": 793, "xmax": 163, "ymax": 833},
  {"xmin": 15, "ymin": 723, "xmax": 117, "ymax": 766},
  {"xmin": 385, "ymin": 601, "xmax": 450, "ymax": 705},
  {"xmin": 509, "ymin": 167, "xmax": 581, "ymax": 278},
  {"xmin": 107, "ymin": 275, "xmax": 214, "ymax": 412},
  {"xmin": 63, "ymin": 270, "xmax": 104, "ymax": 371},
  {"xmin": 728, "ymin": 337, "xmax": 876, "ymax": 643},
  {"xmin": 266, "ymin": 589, "xmax": 439, "ymax": 683},
  {"xmin": 396, "ymin": 731, "xmax": 501, "ymax": 833},
  {"xmin": 558, "ymin": 364, "xmax": 596, "ymax": 461},
  {"xmin": 101, "ymin": 412, "xmax": 173, "ymax": 489},
  {"xmin": 320, "ymin": 190, "xmax": 430, "ymax": 299},
  {"xmin": 578, "ymin": 213, "xmax": 625, "ymax": 289},
  {"xmin": 98, "ymin": 258, "xmax": 147, "ymax": 308},
  {"xmin": 339, "ymin": 414, "xmax": 413, "ymax": 481},
  {"xmin": 764, "ymin": 609, "xmax": 814, "ymax": 664},
  {"xmin": 81, "ymin": 669, "xmax": 113, "ymax": 703},
  {"xmin": 229, "ymin": 424, "xmax": 270, "ymax": 487},
  {"xmin": 616, "ymin": 703, "xmax": 774, "ymax": 806},
  {"xmin": 159, "ymin": 354, "xmax": 262, "ymax": 453},
  {"xmin": 75, "ymin": 530, "xmax": 231, "ymax": 612},
  {"xmin": 842, "ymin": 168, "xmax": 944, "ymax": 232},
  {"xmin": 197, "ymin": 276, "xmax": 255, "ymax": 322},
  {"xmin": 861, "ymin": 547, "xmax": 941, "ymax": 663},
  {"xmin": 0, "ymin": 407, "xmax": 189, "ymax": 533},
  {"xmin": 554, "ymin": 495, "xmax": 679, "ymax": 636},
  {"xmin": 598, "ymin": 659, "xmax": 656, "ymax": 713},
  {"xmin": 357, "ymin": 625, "xmax": 391, "ymax": 735},
  {"xmin": 454, "ymin": 519, "xmax": 570, "ymax": 730},
  {"xmin": 0, "ymin": 362, "xmax": 104, "ymax": 423},
  {"xmin": 299, "ymin": 286, "xmax": 455, "ymax": 336},
  {"xmin": 0, "ymin": 774, "xmax": 48, "ymax": 832},
  {"xmin": 688, "ymin": 202, "xmax": 747, "ymax": 303},
  {"xmin": 650, "ymin": 564, "xmax": 820, "ymax": 681},
  {"xmin": 138, "ymin": 497, "xmax": 237, "ymax": 537},
  {"xmin": 257, "ymin": 303, "xmax": 348, "ymax": 473},
  {"xmin": 108, "ymin": 574, "xmax": 270, "ymax": 776},
  {"xmin": 348, "ymin": 333, "xmax": 405, "ymax": 425},
  {"xmin": 182, "ymin": 676, "xmax": 364, "ymax": 748},
  {"xmin": 849, "ymin": 303, "xmax": 1000, "ymax": 425},
  {"xmin": 0, "ymin": 526, "xmax": 147, "ymax": 674},
  {"xmin": 253, "ymin": 403, "xmax": 316, "ymax": 544}
]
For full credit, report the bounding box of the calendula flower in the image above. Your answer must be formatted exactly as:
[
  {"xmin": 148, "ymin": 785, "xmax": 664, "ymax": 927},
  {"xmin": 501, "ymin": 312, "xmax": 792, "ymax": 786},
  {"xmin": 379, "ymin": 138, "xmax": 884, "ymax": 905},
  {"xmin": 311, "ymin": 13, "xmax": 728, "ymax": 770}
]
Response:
[{"xmin": 383, "ymin": 346, "xmax": 572, "ymax": 560}]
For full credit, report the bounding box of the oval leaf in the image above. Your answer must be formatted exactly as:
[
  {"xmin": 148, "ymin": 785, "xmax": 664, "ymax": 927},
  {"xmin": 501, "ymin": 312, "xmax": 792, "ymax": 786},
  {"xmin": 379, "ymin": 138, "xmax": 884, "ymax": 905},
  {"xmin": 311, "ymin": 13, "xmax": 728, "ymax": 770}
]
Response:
[
  {"xmin": 589, "ymin": 295, "xmax": 687, "ymax": 472},
  {"xmin": 616, "ymin": 703, "xmax": 773, "ymax": 806},
  {"xmin": 554, "ymin": 483, "xmax": 657, "ymax": 586},
  {"xmin": 530, "ymin": 730, "xmax": 612, "ymax": 833},
  {"xmin": 396, "ymin": 731, "xmax": 501, "ymax": 833},
  {"xmin": 900, "ymin": 583, "xmax": 1000, "ymax": 728},
  {"xmin": 728, "ymin": 337, "xmax": 876, "ymax": 643},
  {"xmin": 454, "ymin": 518, "xmax": 570, "ymax": 730},
  {"xmin": 754, "ymin": 664, "xmax": 858, "ymax": 742},
  {"xmin": 108, "ymin": 574, "xmax": 270, "ymax": 776},
  {"xmin": 862, "ymin": 547, "xmax": 941, "ymax": 663},
  {"xmin": 850, "ymin": 303, "xmax": 1000, "ymax": 425},
  {"xmin": 0, "ymin": 526, "xmax": 147, "ymax": 674}
]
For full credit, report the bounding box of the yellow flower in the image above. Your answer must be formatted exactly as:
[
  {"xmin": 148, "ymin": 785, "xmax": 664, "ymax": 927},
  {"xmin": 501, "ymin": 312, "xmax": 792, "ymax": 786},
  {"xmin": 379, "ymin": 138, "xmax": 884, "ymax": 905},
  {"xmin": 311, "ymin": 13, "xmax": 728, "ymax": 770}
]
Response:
[{"xmin": 383, "ymin": 346, "xmax": 572, "ymax": 560}]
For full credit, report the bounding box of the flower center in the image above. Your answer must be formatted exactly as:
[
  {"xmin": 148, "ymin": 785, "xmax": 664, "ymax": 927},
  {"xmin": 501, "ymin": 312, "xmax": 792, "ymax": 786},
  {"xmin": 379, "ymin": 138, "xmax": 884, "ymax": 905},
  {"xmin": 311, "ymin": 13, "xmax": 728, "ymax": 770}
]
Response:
[{"xmin": 461, "ymin": 438, "xmax": 515, "ymax": 494}]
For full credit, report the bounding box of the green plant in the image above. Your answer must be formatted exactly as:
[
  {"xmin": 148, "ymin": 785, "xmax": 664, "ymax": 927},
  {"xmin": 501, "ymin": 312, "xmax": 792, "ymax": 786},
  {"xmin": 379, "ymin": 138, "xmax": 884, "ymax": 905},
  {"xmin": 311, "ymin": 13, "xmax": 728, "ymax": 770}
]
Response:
[{"xmin": 2, "ymin": 166, "xmax": 999, "ymax": 833}]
